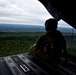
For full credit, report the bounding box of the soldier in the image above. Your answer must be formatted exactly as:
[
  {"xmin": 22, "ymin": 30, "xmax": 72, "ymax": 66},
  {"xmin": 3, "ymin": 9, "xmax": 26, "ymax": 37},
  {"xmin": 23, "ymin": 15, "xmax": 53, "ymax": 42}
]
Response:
[{"xmin": 29, "ymin": 18, "xmax": 67, "ymax": 63}]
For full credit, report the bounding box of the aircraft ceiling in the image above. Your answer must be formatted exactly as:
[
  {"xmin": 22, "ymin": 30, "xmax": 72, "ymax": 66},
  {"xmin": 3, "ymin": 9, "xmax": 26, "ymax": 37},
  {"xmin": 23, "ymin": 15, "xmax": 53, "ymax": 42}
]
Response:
[{"xmin": 38, "ymin": 0, "xmax": 76, "ymax": 29}]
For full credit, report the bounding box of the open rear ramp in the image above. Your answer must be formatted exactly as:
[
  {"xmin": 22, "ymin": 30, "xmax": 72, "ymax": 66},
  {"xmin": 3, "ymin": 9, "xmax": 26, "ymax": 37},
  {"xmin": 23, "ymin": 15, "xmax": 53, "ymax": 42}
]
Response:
[{"xmin": 0, "ymin": 53, "xmax": 76, "ymax": 75}]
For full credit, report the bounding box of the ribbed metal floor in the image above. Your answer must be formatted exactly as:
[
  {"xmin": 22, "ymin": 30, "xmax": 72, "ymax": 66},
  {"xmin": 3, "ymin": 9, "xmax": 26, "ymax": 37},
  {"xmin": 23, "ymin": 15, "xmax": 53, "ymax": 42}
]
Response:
[{"xmin": 0, "ymin": 53, "xmax": 76, "ymax": 75}]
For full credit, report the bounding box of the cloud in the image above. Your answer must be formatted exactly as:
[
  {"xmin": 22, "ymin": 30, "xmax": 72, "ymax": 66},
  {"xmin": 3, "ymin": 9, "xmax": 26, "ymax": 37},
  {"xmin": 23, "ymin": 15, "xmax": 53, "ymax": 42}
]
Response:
[
  {"xmin": 0, "ymin": 0, "xmax": 72, "ymax": 27},
  {"xmin": 0, "ymin": 0, "xmax": 52, "ymax": 25},
  {"xmin": 58, "ymin": 20, "xmax": 73, "ymax": 28}
]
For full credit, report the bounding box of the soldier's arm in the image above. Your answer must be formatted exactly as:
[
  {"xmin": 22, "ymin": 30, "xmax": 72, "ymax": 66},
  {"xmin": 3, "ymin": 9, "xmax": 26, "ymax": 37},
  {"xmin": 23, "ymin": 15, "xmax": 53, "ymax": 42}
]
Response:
[
  {"xmin": 62, "ymin": 36, "xmax": 67, "ymax": 63},
  {"xmin": 59, "ymin": 31, "xmax": 67, "ymax": 62},
  {"xmin": 35, "ymin": 35, "xmax": 46, "ymax": 48}
]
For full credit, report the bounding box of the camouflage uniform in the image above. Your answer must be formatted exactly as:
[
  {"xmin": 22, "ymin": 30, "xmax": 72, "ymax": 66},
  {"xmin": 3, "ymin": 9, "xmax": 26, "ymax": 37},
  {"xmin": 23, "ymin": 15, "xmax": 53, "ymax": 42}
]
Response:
[{"xmin": 29, "ymin": 30, "xmax": 67, "ymax": 62}]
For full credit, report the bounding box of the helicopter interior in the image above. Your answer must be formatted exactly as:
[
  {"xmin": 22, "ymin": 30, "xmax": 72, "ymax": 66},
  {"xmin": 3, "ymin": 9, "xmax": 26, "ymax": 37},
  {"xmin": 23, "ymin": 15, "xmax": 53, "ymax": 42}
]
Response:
[{"xmin": 0, "ymin": 0, "xmax": 76, "ymax": 75}]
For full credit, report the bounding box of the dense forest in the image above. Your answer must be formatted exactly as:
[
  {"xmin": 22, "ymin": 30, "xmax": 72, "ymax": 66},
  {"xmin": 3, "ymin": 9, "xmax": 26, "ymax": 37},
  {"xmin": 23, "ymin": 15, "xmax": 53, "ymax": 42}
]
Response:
[{"xmin": 0, "ymin": 32, "xmax": 76, "ymax": 57}]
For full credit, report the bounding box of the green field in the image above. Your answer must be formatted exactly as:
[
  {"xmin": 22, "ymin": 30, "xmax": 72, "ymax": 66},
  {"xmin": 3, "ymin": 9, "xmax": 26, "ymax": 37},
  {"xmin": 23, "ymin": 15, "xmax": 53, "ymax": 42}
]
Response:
[{"xmin": 0, "ymin": 32, "xmax": 76, "ymax": 57}]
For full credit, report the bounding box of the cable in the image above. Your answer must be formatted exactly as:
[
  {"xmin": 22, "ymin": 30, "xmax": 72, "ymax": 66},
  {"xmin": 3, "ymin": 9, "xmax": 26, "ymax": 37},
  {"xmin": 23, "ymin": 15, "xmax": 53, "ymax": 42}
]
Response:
[{"xmin": 70, "ymin": 27, "xmax": 74, "ymax": 50}]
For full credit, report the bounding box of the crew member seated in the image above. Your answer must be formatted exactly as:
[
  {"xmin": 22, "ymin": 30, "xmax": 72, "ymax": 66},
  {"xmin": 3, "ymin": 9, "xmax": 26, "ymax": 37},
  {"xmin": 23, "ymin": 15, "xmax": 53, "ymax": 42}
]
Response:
[{"xmin": 29, "ymin": 18, "xmax": 67, "ymax": 63}]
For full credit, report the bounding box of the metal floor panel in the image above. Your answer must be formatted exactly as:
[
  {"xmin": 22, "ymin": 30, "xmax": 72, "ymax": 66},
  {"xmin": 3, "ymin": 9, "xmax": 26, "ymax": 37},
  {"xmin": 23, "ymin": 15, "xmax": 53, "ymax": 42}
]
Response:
[
  {"xmin": 0, "ymin": 53, "xmax": 76, "ymax": 75},
  {"xmin": 0, "ymin": 53, "xmax": 50, "ymax": 75},
  {"xmin": 0, "ymin": 58, "xmax": 13, "ymax": 75}
]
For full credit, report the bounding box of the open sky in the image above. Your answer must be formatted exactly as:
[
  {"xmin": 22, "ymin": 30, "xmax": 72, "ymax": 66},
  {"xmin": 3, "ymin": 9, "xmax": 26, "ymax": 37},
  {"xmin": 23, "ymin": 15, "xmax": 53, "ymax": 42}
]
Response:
[{"xmin": 0, "ymin": 0, "xmax": 72, "ymax": 28}]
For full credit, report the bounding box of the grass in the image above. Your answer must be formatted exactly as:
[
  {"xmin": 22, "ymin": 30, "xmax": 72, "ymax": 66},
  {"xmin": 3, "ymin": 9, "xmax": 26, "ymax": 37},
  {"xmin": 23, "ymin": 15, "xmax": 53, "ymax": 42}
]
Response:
[{"xmin": 0, "ymin": 32, "xmax": 76, "ymax": 57}]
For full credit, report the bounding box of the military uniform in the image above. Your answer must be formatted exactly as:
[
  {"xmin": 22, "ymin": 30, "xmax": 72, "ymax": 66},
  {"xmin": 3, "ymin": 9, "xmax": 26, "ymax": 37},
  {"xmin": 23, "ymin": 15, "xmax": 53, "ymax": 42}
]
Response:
[{"xmin": 29, "ymin": 30, "xmax": 67, "ymax": 62}]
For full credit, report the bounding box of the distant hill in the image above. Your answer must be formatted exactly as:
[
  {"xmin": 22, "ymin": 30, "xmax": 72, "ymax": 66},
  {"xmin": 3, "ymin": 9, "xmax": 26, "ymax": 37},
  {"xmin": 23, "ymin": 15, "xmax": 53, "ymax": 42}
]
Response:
[
  {"xmin": 0, "ymin": 24, "xmax": 76, "ymax": 33},
  {"xmin": 57, "ymin": 27, "xmax": 76, "ymax": 33}
]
